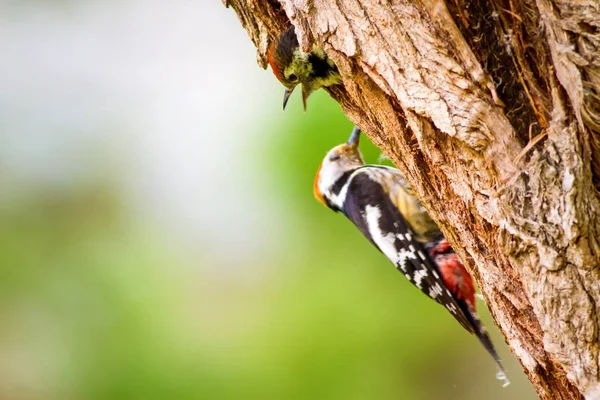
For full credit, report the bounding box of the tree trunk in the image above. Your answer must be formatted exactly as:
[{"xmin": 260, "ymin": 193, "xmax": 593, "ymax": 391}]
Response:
[{"xmin": 225, "ymin": 0, "xmax": 600, "ymax": 398}]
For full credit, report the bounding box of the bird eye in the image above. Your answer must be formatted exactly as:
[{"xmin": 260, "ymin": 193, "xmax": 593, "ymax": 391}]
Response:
[
  {"xmin": 329, "ymin": 154, "xmax": 341, "ymax": 162},
  {"xmin": 288, "ymin": 73, "xmax": 298, "ymax": 82}
]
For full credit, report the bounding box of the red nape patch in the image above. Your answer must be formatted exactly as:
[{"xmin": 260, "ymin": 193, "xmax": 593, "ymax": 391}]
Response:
[
  {"xmin": 267, "ymin": 44, "xmax": 284, "ymax": 82},
  {"xmin": 313, "ymin": 163, "xmax": 326, "ymax": 206},
  {"xmin": 436, "ymin": 254, "xmax": 476, "ymax": 311}
]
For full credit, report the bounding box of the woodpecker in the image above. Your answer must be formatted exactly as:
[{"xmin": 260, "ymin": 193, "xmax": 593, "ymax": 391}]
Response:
[
  {"xmin": 267, "ymin": 26, "xmax": 342, "ymax": 110},
  {"xmin": 314, "ymin": 127, "xmax": 509, "ymax": 385}
]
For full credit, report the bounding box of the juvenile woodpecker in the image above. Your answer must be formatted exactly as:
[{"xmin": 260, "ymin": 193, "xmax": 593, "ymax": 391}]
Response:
[
  {"xmin": 267, "ymin": 26, "xmax": 342, "ymax": 110},
  {"xmin": 314, "ymin": 127, "xmax": 509, "ymax": 384}
]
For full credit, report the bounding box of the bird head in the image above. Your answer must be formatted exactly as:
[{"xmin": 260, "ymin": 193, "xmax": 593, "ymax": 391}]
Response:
[
  {"xmin": 268, "ymin": 26, "xmax": 341, "ymax": 110},
  {"xmin": 314, "ymin": 127, "xmax": 364, "ymax": 207}
]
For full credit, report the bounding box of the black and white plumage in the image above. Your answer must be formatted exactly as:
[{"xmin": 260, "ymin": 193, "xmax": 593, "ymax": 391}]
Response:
[{"xmin": 314, "ymin": 127, "xmax": 508, "ymax": 385}]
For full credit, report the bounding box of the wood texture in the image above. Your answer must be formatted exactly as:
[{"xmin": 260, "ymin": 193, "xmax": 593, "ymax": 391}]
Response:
[{"xmin": 225, "ymin": 0, "xmax": 600, "ymax": 398}]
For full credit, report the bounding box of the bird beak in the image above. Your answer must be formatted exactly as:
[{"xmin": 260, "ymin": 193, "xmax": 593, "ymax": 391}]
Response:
[
  {"xmin": 282, "ymin": 87, "xmax": 294, "ymax": 110},
  {"xmin": 347, "ymin": 126, "xmax": 361, "ymax": 148},
  {"xmin": 301, "ymin": 85, "xmax": 311, "ymax": 111}
]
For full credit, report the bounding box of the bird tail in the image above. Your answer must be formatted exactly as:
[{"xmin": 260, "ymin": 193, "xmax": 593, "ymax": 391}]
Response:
[{"xmin": 459, "ymin": 299, "xmax": 510, "ymax": 387}]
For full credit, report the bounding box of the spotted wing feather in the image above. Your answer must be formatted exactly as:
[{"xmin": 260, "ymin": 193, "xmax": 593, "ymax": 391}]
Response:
[{"xmin": 341, "ymin": 171, "xmax": 474, "ymax": 334}]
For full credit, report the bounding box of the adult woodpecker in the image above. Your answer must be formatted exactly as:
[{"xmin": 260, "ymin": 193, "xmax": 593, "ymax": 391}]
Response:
[
  {"xmin": 267, "ymin": 25, "xmax": 342, "ymax": 110},
  {"xmin": 314, "ymin": 127, "xmax": 509, "ymax": 385}
]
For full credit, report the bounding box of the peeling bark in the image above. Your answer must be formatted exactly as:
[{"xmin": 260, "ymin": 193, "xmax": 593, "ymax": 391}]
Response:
[{"xmin": 225, "ymin": 0, "xmax": 600, "ymax": 398}]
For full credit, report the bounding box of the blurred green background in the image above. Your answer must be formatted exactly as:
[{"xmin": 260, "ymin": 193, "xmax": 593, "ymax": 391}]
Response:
[{"xmin": 0, "ymin": 1, "xmax": 536, "ymax": 399}]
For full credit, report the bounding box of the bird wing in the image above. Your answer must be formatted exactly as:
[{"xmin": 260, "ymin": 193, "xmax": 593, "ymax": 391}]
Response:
[
  {"xmin": 341, "ymin": 170, "xmax": 475, "ymax": 334},
  {"xmin": 361, "ymin": 166, "xmax": 442, "ymax": 243}
]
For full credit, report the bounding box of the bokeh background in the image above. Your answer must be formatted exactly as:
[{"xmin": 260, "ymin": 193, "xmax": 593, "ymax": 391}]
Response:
[{"xmin": 0, "ymin": 1, "xmax": 537, "ymax": 399}]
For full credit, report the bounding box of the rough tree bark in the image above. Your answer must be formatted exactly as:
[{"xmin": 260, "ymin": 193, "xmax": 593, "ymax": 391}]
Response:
[{"xmin": 225, "ymin": 0, "xmax": 600, "ymax": 398}]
